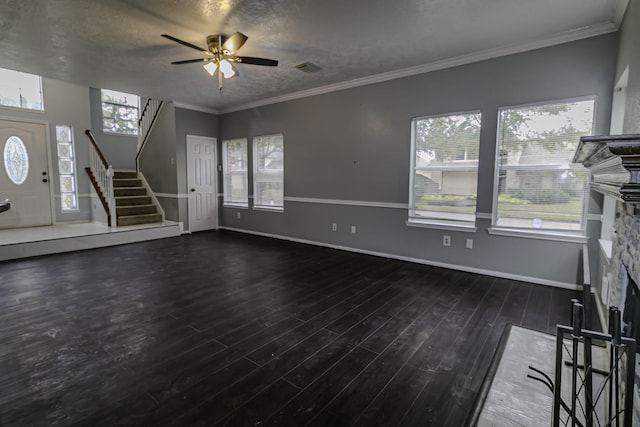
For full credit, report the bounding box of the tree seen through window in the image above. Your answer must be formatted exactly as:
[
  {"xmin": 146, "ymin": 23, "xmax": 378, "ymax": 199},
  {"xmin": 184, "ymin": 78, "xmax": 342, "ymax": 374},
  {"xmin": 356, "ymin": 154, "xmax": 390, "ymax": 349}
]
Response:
[{"xmin": 101, "ymin": 89, "xmax": 140, "ymax": 136}]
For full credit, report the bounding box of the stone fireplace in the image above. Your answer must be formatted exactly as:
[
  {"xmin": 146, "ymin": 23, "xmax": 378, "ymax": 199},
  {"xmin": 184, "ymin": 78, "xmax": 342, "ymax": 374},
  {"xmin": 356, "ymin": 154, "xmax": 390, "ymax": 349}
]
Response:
[
  {"xmin": 602, "ymin": 202, "xmax": 640, "ymax": 412},
  {"xmin": 606, "ymin": 203, "xmax": 640, "ymax": 317}
]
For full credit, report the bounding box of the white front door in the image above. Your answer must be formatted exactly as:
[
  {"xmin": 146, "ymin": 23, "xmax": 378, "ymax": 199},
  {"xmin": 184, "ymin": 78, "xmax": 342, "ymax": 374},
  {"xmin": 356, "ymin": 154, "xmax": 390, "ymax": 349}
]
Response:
[
  {"xmin": 0, "ymin": 119, "xmax": 52, "ymax": 229},
  {"xmin": 186, "ymin": 135, "xmax": 218, "ymax": 232}
]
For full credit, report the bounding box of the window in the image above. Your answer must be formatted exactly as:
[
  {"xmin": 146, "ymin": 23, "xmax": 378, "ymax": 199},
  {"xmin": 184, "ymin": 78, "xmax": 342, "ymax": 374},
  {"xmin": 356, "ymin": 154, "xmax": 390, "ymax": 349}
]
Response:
[
  {"xmin": 56, "ymin": 125, "xmax": 78, "ymax": 211},
  {"xmin": 223, "ymin": 138, "xmax": 249, "ymax": 207},
  {"xmin": 493, "ymin": 99, "xmax": 595, "ymax": 233},
  {"xmin": 409, "ymin": 111, "xmax": 481, "ymax": 227},
  {"xmin": 0, "ymin": 67, "xmax": 44, "ymax": 111},
  {"xmin": 4, "ymin": 136, "xmax": 29, "ymax": 184},
  {"xmin": 253, "ymin": 134, "xmax": 284, "ymax": 210},
  {"xmin": 101, "ymin": 89, "xmax": 139, "ymax": 135}
]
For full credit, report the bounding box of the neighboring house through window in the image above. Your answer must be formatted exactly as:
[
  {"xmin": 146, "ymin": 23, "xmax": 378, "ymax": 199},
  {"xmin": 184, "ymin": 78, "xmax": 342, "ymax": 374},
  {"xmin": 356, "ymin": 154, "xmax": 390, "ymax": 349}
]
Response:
[
  {"xmin": 101, "ymin": 89, "xmax": 139, "ymax": 135},
  {"xmin": 492, "ymin": 98, "xmax": 595, "ymax": 234},
  {"xmin": 409, "ymin": 111, "xmax": 481, "ymax": 228},
  {"xmin": 0, "ymin": 67, "xmax": 44, "ymax": 111},
  {"xmin": 222, "ymin": 138, "xmax": 249, "ymax": 207},
  {"xmin": 253, "ymin": 134, "xmax": 284, "ymax": 211}
]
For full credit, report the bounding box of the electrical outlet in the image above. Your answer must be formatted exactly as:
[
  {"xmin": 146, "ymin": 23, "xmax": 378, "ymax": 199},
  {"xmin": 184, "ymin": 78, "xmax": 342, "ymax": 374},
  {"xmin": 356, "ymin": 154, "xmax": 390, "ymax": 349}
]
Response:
[
  {"xmin": 351, "ymin": 225, "xmax": 356, "ymax": 234},
  {"xmin": 237, "ymin": 212, "xmax": 241, "ymax": 219},
  {"xmin": 332, "ymin": 223, "xmax": 337, "ymax": 231},
  {"xmin": 466, "ymin": 238, "xmax": 473, "ymax": 249},
  {"xmin": 443, "ymin": 235, "xmax": 451, "ymax": 246}
]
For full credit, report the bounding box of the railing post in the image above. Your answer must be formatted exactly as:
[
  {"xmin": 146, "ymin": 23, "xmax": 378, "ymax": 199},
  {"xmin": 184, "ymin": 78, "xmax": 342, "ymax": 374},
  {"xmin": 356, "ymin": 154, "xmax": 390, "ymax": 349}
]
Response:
[
  {"xmin": 106, "ymin": 165, "xmax": 115, "ymax": 219},
  {"xmin": 84, "ymin": 129, "xmax": 115, "ymax": 227}
]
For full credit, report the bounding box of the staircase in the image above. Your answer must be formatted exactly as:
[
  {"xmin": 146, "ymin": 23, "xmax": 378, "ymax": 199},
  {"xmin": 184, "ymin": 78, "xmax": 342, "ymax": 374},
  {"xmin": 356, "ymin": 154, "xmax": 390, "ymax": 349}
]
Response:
[
  {"xmin": 113, "ymin": 171, "xmax": 163, "ymax": 226},
  {"xmin": 85, "ymin": 98, "xmax": 165, "ymax": 228}
]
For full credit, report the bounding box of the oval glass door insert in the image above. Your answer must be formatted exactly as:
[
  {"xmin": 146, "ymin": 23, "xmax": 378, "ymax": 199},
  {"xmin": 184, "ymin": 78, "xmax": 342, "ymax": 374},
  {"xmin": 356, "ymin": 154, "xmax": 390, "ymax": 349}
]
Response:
[{"xmin": 4, "ymin": 136, "xmax": 29, "ymax": 185}]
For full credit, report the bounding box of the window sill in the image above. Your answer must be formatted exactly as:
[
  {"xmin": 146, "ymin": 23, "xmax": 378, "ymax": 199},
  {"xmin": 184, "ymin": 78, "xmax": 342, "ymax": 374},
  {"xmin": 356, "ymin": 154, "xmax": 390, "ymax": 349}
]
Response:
[
  {"xmin": 406, "ymin": 219, "xmax": 477, "ymax": 233},
  {"xmin": 0, "ymin": 104, "xmax": 45, "ymax": 113},
  {"xmin": 223, "ymin": 203, "xmax": 249, "ymax": 209},
  {"xmin": 487, "ymin": 227, "xmax": 587, "ymax": 243},
  {"xmin": 597, "ymin": 239, "xmax": 612, "ymax": 260},
  {"xmin": 253, "ymin": 205, "xmax": 284, "ymax": 213},
  {"xmin": 102, "ymin": 130, "xmax": 138, "ymax": 138}
]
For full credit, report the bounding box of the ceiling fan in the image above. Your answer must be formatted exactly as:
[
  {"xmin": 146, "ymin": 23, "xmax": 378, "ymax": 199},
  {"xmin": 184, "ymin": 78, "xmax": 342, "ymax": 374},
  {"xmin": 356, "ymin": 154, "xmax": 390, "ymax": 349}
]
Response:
[{"xmin": 161, "ymin": 32, "xmax": 279, "ymax": 91}]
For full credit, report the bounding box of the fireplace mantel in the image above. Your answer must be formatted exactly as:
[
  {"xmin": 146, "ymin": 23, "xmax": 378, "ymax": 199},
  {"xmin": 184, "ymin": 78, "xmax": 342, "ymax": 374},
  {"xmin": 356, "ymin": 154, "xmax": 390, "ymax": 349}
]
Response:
[{"xmin": 573, "ymin": 134, "xmax": 640, "ymax": 203}]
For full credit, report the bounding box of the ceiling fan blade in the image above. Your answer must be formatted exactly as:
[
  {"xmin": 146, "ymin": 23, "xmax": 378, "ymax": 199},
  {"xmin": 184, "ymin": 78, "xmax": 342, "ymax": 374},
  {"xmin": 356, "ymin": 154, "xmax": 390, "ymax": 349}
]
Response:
[
  {"xmin": 171, "ymin": 58, "xmax": 207, "ymax": 65},
  {"xmin": 236, "ymin": 56, "xmax": 279, "ymax": 67},
  {"xmin": 222, "ymin": 32, "xmax": 248, "ymax": 54},
  {"xmin": 162, "ymin": 34, "xmax": 211, "ymax": 55}
]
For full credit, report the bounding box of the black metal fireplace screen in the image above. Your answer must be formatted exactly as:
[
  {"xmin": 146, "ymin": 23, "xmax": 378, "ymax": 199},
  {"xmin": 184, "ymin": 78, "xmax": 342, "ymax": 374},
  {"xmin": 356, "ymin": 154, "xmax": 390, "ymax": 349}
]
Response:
[{"xmin": 548, "ymin": 303, "xmax": 636, "ymax": 426}]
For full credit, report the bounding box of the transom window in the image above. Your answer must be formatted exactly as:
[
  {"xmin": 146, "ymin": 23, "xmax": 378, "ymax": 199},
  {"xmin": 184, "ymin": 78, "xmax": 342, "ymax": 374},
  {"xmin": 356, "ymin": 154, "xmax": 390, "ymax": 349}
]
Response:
[
  {"xmin": 253, "ymin": 134, "xmax": 284, "ymax": 211},
  {"xmin": 493, "ymin": 98, "xmax": 595, "ymax": 233},
  {"xmin": 222, "ymin": 138, "xmax": 249, "ymax": 207},
  {"xmin": 101, "ymin": 89, "xmax": 140, "ymax": 136},
  {"xmin": 0, "ymin": 67, "xmax": 44, "ymax": 111},
  {"xmin": 409, "ymin": 111, "xmax": 481, "ymax": 227}
]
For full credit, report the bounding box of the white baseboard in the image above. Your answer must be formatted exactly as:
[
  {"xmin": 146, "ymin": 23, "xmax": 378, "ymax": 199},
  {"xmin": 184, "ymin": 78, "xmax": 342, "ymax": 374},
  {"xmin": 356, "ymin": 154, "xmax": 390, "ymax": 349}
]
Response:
[{"xmin": 219, "ymin": 226, "xmax": 580, "ymax": 290}]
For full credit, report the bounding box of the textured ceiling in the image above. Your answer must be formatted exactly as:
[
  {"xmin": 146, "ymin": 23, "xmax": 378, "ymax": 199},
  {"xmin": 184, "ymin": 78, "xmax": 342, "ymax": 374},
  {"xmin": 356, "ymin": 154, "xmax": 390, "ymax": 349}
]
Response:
[{"xmin": 0, "ymin": 0, "xmax": 621, "ymax": 112}]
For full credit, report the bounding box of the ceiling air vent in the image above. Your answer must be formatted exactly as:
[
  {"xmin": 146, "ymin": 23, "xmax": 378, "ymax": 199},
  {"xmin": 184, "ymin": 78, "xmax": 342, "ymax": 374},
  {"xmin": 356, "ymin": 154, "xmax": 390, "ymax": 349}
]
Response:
[{"xmin": 294, "ymin": 62, "xmax": 321, "ymax": 73}]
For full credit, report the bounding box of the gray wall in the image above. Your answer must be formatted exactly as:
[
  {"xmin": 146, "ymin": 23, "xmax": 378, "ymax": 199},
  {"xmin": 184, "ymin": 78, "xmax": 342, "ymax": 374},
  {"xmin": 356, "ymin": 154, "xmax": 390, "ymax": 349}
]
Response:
[
  {"xmin": 139, "ymin": 102, "xmax": 178, "ymax": 221},
  {"xmin": 220, "ymin": 34, "xmax": 618, "ymax": 286},
  {"xmin": 138, "ymin": 105, "xmax": 219, "ymax": 230},
  {"xmin": 0, "ymin": 78, "xmax": 92, "ymax": 222},
  {"xmin": 88, "ymin": 87, "xmax": 138, "ymax": 170},
  {"xmin": 174, "ymin": 107, "xmax": 220, "ymax": 230},
  {"xmin": 616, "ymin": 0, "xmax": 640, "ymax": 134}
]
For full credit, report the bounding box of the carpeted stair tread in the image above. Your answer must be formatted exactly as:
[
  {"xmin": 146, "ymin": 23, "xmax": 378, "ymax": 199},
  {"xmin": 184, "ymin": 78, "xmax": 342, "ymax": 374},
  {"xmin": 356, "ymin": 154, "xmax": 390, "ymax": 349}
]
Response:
[
  {"xmin": 117, "ymin": 213, "xmax": 163, "ymax": 226},
  {"xmin": 116, "ymin": 204, "xmax": 157, "ymax": 216}
]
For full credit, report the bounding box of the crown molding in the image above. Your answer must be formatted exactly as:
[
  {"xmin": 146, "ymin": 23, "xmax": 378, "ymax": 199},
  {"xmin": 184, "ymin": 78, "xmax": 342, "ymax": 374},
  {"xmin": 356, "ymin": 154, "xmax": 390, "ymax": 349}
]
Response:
[
  {"xmin": 222, "ymin": 21, "xmax": 618, "ymax": 114},
  {"xmin": 173, "ymin": 101, "xmax": 220, "ymax": 115}
]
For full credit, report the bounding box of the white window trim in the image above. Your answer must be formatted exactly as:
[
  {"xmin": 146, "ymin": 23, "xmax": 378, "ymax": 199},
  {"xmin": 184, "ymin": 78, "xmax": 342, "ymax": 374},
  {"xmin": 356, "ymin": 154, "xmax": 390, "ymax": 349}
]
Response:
[
  {"xmin": 0, "ymin": 68, "xmax": 45, "ymax": 112},
  {"xmin": 0, "ymin": 103, "xmax": 46, "ymax": 114},
  {"xmin": 253, "ymin": 205, "xmax": 284, "ymax": 213},
  {"xmin": 100, "ymin": 89, "xmax": 140, "ymax": 136},
  {"xmin": 102, "ymin": 130, "xmax": 138, "ymax": 138},
  {"xmin": 56, "ymin": 125, "xmax": 79, "ymax": 212},
  {"xmin": 408, "ymin": 109, "xmax": 481, "ymax": 229},
  {"xmin": 406, "ymin": 218, "xmax": 478, "ymax": 232},
  {"xmin": 487, "ymin": 227, "xmax": 588, "ymax": 243},
  {"xmin": 490, "ymin": 96, "xmax": 597, "ymax": 238},
  {"xmin": 223, "ymin": 202, "xmax": 249, "ymax": 209},
  {"xmin": 252, "ymin": 133, "xmax": 284, "ymax": 211}
]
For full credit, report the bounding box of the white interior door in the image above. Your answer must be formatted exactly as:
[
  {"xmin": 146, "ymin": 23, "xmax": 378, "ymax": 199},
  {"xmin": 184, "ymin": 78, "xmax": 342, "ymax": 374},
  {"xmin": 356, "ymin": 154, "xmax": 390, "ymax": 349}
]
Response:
[
  {"xmin": 187, "ymin": 135, "xmax": 218, "ymax": 232},
  {"xmin": 0, "ymin": 119, "xmax": 52, "ymax": 229}
]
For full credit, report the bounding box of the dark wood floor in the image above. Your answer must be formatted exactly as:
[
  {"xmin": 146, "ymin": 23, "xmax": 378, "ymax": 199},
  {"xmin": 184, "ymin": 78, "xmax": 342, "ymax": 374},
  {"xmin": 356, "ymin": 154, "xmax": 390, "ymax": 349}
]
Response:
[{"xmin": 0, "ymin": 230, "xmax": 580, "ymax": 426}]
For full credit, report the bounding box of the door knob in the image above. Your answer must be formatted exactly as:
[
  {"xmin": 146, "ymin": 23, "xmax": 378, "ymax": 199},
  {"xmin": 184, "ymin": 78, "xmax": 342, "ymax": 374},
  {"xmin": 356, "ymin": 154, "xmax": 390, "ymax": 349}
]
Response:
[
  {"xmin": 190, "ymin": 188, "xmax": 195, "ymax": 192},
  {"xmin": 42, "ymin": 178, "xmax": 48, "ymax": 183}
]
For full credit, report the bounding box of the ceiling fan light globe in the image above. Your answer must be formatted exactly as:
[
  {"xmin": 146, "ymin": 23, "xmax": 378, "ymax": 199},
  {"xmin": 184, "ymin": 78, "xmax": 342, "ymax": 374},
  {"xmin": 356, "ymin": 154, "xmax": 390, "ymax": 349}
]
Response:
[
  {"xmin": 203, "ymin": 61, "xmax": 218, "ymax": 76},
  {"xmin": 219, "ymin": 59, "xmax": 236, "ymax": 78}
]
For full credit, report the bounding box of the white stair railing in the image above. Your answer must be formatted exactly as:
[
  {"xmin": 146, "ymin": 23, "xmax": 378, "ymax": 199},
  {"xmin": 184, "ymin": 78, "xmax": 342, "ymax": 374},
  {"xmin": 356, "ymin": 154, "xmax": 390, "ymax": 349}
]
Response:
[{"xmin": 85, "ymin": 130, "xmax": 115, "ymax": 226}]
